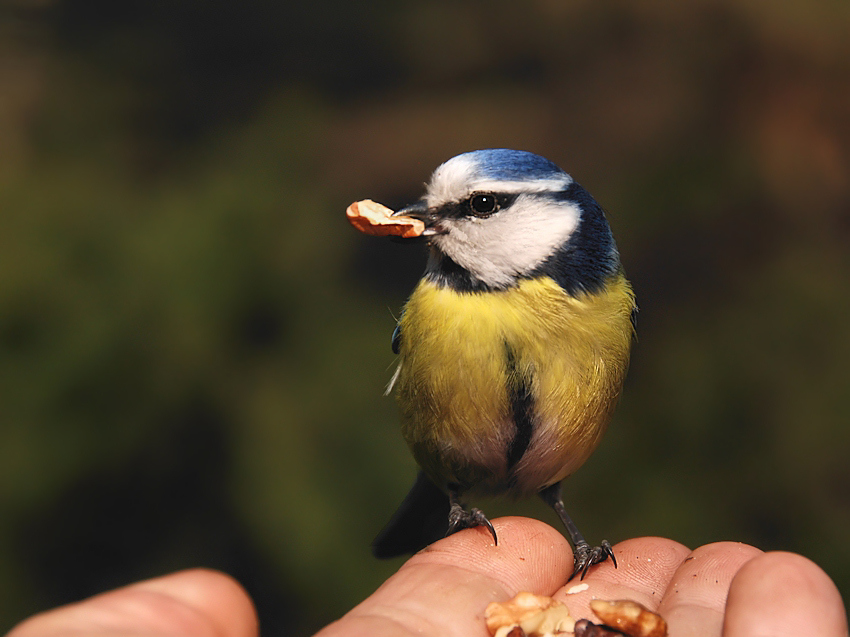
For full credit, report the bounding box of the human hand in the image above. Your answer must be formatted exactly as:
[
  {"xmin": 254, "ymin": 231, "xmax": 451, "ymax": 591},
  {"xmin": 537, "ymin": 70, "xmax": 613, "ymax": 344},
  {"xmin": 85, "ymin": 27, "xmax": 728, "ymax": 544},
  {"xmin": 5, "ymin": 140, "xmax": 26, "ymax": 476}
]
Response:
[
  {"xmin": 7, "ymin": 568, "xmax": 258, "ymax": 637},
  {"xmin": 318, "ymin": 517, "xmax": 848, "ymax": 637},
  {"xmin": 8, "ymin": 519, "xmax": 847, "ymax": 637}
]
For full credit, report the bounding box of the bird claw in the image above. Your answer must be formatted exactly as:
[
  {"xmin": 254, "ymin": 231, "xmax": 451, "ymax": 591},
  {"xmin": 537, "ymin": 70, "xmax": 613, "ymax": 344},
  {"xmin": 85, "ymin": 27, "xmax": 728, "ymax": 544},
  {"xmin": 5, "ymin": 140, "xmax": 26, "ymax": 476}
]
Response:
[
  {"xmin": 446, "ymin": 506, "xmax": 499, "ymax": 546},
  {"xmin": 570, "ymin": 540, "xmax": 616, "ymax": 581}
]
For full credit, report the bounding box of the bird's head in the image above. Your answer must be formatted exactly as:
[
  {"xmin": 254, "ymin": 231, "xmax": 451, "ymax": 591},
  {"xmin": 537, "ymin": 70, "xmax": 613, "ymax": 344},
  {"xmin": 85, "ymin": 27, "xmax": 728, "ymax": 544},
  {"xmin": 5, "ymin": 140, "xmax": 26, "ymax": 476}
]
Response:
[{"xmin": 397, "ymin": 149, "xmax": 621, "ymax": 295}]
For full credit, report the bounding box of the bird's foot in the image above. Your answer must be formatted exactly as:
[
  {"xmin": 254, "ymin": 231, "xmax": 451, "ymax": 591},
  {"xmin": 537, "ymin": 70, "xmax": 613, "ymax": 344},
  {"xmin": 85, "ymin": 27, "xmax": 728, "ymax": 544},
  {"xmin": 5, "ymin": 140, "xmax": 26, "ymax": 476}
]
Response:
[
  {"xmin": 446, "ymin": 503, "xmax": 498, "ymax": 546},
  {"xmin": 570, "ymin": 540, "xmax": 616, "ymax": 581}
]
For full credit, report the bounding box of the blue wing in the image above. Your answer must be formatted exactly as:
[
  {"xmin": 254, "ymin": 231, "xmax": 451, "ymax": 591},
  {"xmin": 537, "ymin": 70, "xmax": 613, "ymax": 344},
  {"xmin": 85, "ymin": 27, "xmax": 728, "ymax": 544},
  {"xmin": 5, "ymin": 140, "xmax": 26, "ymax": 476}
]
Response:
[{"xmin": 391, "ymin": 323, "xmax": 401, "ymax": 355}]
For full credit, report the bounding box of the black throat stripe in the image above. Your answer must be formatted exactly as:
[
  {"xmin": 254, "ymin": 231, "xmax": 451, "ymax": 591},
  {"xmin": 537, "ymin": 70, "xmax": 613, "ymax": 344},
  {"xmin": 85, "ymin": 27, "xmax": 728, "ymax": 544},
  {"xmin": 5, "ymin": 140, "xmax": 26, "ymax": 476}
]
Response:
[{"xmin": 505, "ymin": 344, "xmax": 534, "ymax": 472}]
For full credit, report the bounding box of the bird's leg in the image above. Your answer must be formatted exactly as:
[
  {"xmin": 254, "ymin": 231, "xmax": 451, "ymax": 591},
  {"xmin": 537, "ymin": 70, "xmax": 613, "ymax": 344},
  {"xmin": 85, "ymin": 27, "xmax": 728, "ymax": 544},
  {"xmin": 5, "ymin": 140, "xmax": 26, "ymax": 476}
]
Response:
[
  {"xmin": 539, "ymin": 482, "xmax": 616, "ymax": 580},
  {"xmin": 446, "ymin": 485, "xmax": 498, "ymax": 546}
]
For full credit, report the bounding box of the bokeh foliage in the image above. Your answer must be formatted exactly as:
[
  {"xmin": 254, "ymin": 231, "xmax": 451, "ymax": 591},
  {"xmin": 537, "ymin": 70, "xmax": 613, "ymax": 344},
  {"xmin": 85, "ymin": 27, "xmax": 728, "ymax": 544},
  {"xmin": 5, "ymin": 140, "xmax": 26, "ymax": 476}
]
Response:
[{"xmin": 1, "ymin": 0, "xmax": 849, "ymax": 633}]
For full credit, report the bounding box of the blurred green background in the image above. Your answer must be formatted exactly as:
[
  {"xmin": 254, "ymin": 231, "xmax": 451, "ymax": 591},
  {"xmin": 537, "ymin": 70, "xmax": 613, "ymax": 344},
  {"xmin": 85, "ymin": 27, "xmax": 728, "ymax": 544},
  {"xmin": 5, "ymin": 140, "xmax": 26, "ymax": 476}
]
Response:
[{"xmin": 2, "ymin": 0, "xmax": 849, "ymax": 633}]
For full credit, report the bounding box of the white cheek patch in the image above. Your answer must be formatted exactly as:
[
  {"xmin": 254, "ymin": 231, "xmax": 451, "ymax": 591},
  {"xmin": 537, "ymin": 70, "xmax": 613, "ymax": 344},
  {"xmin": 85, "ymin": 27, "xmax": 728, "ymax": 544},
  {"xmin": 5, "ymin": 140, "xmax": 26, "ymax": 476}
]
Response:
[{"xmin": 433, "ymin": 196, "xmax": 581, "ymax": 288}]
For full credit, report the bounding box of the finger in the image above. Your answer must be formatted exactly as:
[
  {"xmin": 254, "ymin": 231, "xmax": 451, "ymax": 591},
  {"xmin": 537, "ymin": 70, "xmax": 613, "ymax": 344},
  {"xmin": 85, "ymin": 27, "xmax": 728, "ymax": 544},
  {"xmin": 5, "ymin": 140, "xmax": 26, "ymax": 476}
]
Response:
[
  {"xmin": 657, "ymin": 541, "xmax": 762, "ymax": 637},
  {"xmin": 127, "ymin": 569, "xmax": 259, "ymax": 637},
  {"xmin": 723, "ymin": 551, "xmax": 848, "ymax": 637},
  {"xmin": 318, "ymin": 517, "xmax": 572, "ymax": 637},
  {"xmin": 553, "ymin": 537, "xmax": 691, "ymax": 620},
  {"xmin": 8, "ymin": 569, "xmax": 258, "ymax": 637}
]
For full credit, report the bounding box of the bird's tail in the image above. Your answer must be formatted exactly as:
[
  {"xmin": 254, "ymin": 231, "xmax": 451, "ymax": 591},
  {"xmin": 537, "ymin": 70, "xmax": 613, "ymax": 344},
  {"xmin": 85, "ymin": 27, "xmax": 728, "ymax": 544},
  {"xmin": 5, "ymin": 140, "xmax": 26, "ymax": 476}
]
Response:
[{"xmin": 372, "ymin": 471, "xmax": 450, "ymax": 559}]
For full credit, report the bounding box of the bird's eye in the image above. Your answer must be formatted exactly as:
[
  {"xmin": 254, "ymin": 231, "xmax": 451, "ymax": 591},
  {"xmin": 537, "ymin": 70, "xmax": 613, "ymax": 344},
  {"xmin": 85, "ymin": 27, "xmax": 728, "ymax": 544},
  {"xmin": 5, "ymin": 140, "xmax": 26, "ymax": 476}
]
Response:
[{"xmin": 469, "ymin": 193, "xmax": 498, "ymax": 216}]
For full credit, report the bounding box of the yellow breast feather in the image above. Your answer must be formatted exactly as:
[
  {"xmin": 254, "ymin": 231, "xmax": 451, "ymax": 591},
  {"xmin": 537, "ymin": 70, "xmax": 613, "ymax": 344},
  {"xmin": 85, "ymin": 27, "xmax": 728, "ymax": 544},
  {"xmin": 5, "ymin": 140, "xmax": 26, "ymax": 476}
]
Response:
[{"xmin": 394, "ymin": 273, "xmax": 635, "ymax": 497}]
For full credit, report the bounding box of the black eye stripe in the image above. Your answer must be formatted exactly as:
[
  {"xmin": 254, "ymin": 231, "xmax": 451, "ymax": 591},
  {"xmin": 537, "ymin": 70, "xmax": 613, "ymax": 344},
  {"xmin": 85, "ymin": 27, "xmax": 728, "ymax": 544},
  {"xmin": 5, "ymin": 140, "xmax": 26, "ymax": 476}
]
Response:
[{"xmin": 432, "ymin": 193, "xmax": 518, "ymax": 220}]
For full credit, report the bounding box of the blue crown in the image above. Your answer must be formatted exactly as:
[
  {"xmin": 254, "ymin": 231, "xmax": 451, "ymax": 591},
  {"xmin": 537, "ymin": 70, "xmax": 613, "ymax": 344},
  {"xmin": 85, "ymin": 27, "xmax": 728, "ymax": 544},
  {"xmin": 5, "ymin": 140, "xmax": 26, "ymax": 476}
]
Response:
[{"xmin": 460, "ymin": 149, "xmax": 566, "ymax": 182}]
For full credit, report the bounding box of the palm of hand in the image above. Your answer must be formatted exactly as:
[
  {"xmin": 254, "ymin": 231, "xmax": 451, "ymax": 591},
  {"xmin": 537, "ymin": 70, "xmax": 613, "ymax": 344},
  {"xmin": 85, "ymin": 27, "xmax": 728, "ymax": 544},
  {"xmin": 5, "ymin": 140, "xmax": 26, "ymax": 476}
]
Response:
[{"xmin": 321, "ymin": 518, "xmax": 847, "ymax": 637}]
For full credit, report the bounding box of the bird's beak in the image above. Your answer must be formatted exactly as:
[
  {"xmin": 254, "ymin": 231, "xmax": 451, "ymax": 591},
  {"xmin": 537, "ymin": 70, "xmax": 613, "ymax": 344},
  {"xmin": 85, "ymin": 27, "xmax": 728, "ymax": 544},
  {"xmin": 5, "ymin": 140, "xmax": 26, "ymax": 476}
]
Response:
[{"xmin": 393, "ymin": 200, "xmax": 441, "ymax": 237}]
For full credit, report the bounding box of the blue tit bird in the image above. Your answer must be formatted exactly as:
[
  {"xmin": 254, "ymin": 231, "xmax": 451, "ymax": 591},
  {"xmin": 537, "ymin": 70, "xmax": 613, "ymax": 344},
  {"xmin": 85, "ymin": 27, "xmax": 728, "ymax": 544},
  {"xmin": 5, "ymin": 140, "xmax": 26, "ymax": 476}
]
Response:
[{"xmin": 370, "ymin": 149, "xmax": 636, "ymax": 578}]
